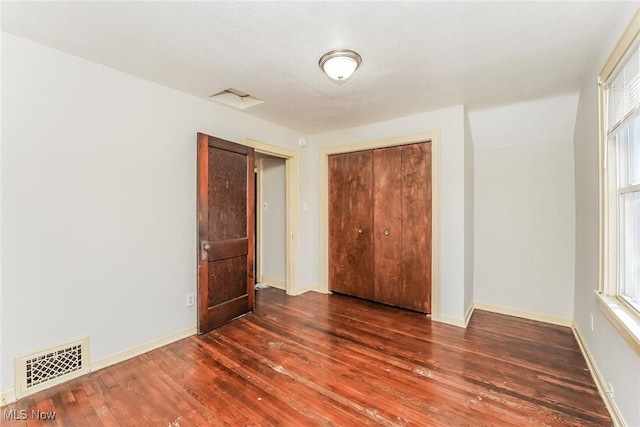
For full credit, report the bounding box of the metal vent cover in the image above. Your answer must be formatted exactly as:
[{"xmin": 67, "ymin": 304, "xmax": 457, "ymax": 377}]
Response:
[
  {"xmin": 15, "ymin": 337, "xmax": 89, "ymax": 398},
  {"xmin": 209, "ymin": 88, "xmax": 264, "ymax": 110}
]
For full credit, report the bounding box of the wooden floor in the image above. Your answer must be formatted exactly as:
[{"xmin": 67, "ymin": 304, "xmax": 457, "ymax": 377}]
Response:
[{"xmin": 3, "ymin": 288, "xmax": 611, "ymax": 426}]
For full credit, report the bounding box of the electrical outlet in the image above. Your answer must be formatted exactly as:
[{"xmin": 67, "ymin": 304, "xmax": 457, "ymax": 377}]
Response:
[
  {"xmin": 590, "ymin": 313, "xmax": 594, "ymax": 332},
  {"xmin": 186, "ymin": 293, "xmax": 195, "ymax": 307}
]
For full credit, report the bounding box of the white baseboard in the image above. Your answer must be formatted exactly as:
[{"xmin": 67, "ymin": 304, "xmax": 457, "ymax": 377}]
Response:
[
  {"xmin": 438, "ymin": 315, "xmax": 467, "ymax": 328},
  {"xmin": 1, "ymin": 326, "xmax": 196, "ymax": 407},
  {"xmin": 258, "ymin": 276, "xmax": 286, "ymax": 291},
  {"xmin": 473, "ymin": 302, "xmax": 572, "ymax": 327},
  {"xmin": 435, "ymin": 303, "xmax": 474, "ymax": 328},
  {"xmin": 572, "ymin": 322, "xmax": 626, "ymax": 427},
  {"xmin": 91, "ymin": 326, "xmax": 196, "ymax": 372},
  {"xmin": 300, "ymin": 285, "xmax": 328, "ymax": 295},
  {"xmin": 464, "ymin": 302, "xmax": 475, "ymax": 327},
  {"xmin": 1, "ymin": 388, "xmax": 16, "ymax": 407}
]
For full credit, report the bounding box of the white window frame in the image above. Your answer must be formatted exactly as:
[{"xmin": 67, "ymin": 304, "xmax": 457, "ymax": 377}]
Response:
[{"xmin": 598, "ymin": 9, "xmax": 640, "ymax": 355}]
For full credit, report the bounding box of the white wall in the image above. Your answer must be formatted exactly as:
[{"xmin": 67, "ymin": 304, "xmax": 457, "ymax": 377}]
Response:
[
  {"xmin": 470, "ymin": 94, "xmax": 578, "ymax": 321},
  {"xmin": 0, "ymin": 27, "xmax": 4, "ymax": 403},
  {"xmin": 297, "ymin": 143, "xmax": 318, "ymax": 289},
  {"xmin": 463, "ymin": 109, "xmax": 475, "ymax": 315},
  {"xmin": 259, "ymin": 157, "xmax": 286, "ymax": 284},
  {"xmin": 573, "ymin": 6, "xmax": 640, "ymax": 425},
  {"xmin": 0, "ymin": 33, "xmax": 305, "ymax": 394},
  {"xmin": 310, "ymin": 106, "xmax": 469, "ymax": 322}
]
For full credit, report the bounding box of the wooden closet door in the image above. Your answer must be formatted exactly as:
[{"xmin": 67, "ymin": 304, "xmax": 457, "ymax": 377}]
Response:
[
  {"xmin": 329, "ymin": 153, "xmax": 350, "ymax": 292},
  {"xmin": 373, "ymin": 146, "xmax": 403, "ymax": 306},
  {"xmin": 349, "ymin": 150, "xmax": 375, "ymax": 300},
  {"xmin": 401, "ymin": 142, "xmax": 431, "ymax": 313},
  {"xmin": 328, "ymin": 151, "xmax": 374, "ymax": 299},
  {"xmin": 373, "ymin": 142, "xmax": 431, "ymax": 313}
]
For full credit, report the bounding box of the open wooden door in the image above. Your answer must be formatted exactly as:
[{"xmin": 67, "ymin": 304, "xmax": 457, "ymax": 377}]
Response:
[{"xmin": 197, "ymin": 133, "xmax": 255, "ymax": 334}]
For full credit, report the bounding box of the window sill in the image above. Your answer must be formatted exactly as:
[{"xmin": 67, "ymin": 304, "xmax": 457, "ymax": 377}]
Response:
[{"xmin": 596, "ymin": 290, "xmax": 640, "ymax": 356}]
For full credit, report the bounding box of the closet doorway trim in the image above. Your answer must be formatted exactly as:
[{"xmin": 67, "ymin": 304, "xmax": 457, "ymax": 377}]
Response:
[{"xmin": 320, "ymin": 132, "xmax": 441, "ymax": 322}]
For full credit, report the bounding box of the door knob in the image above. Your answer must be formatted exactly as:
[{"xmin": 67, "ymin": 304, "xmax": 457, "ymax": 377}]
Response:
[
  {"xmin": 200, "ymin": 241, "xmax": 211, "ymax": 261},
  {"xmin": 383, "ymin": 230, "xmax": 390, "ymax": 236},
  {"xmin": 358, "ymin": 228, "xmax": 363, "ymax": 234}
]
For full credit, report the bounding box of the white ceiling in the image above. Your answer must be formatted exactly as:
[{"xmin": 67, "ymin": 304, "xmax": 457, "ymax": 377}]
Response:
[{"xmin": 1, "ymin": 1, "xmax": 637, "ymax": 134}]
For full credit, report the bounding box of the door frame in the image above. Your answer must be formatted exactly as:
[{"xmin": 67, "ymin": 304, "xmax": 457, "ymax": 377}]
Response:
[
  {"xmin": 245, "ymin": 138, "xmax": 300, "ymax": 296},
  {"xmin": 320, "ymin": 132, "xmax": 441, "ymax": 321}
]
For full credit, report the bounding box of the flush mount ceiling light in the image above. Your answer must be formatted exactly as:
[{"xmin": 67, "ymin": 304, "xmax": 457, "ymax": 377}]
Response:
[{"xmin": 319, "ymin": 49, "xmax": 362, "ymax": 82}]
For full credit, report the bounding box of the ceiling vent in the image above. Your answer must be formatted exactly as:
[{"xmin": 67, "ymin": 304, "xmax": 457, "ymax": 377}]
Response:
[{"xmin": 209, "ymin": 88, "xmax": 263, "ymax": 110}]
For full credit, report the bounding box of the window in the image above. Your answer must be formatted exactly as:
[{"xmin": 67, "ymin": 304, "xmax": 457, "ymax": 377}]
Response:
[
  {"xmin": 599, "ymin": 12, "xmax": 640, "ymax": 352},
  {"xmin": 603, "ymin": 41, "xmax": 640, "ymax": 313},
  {"xmin": 616, "ymin": 119, "xmax": 640, "ymax": 311}
]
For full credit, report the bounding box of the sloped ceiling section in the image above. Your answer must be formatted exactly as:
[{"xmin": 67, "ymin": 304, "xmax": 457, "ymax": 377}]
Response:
[
  {"xmin": 1, "ymin": 1, "xmax": 635, "ymax": 133},
  {"xmin": 468, "ymin": 93, "xmax": 581, "ymax": 150}
]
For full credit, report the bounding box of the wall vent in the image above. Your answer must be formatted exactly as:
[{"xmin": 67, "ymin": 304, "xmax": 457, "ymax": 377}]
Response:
[{"xmin": 15, "ymin": 337, "xmax": 89, "ymax": 398}]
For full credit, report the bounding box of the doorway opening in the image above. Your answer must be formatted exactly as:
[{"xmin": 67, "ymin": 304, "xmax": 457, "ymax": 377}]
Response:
[
  {"xmin": 256, "ymin": 153, "xmax": 286, "ymax": 290},
  {"xmin": 245, "ymin": 138, "xmax": 300, "ymax": 296}
]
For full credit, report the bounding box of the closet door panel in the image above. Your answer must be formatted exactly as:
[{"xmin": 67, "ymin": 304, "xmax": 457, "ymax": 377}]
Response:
[
  {"xmin": 348, "ymin": 150, "xmax": 375, "ymax": 299},
  {"xmin": 401, "ymin": 142, "xmax": 432, "ymax": 313},
  {"xmin": 373, "ymin": 147, "xmax": 403, "ymax": 306},
  {"xmin": 329, "ymin": 154, "xmax": 351, "ymax": 293},
  {"xmin": 328, "ymin": 151, "xmax": 374, "ymax": 298}
]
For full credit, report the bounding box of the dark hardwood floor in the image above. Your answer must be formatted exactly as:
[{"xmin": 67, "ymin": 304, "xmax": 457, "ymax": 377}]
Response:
[{"xmin": 3, "ymin": 288, "xmax": 611, "ymax": 426}]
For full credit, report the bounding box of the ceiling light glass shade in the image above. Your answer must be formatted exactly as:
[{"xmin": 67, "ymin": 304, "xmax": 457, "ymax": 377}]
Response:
[{"xmin": 319, "ymin": 49, "xmax": 362, "ymax": 82}]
